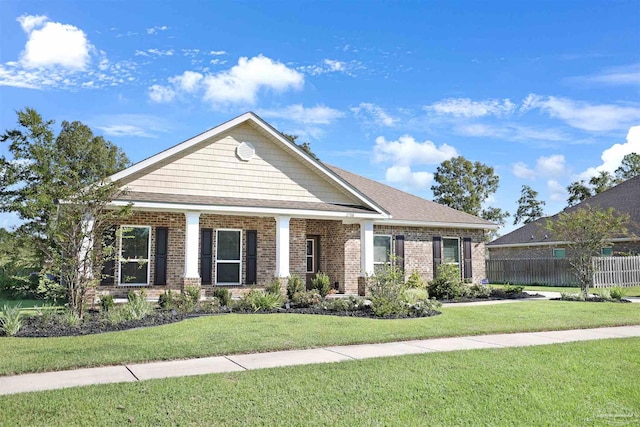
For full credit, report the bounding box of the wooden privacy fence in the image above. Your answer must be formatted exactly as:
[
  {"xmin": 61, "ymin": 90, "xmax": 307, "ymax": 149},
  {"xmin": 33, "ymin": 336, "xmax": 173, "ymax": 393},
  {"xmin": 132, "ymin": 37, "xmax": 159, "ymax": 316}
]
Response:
[{"xmin": 486, "ymin": 256, "xmax": 640, "ymax": 287}]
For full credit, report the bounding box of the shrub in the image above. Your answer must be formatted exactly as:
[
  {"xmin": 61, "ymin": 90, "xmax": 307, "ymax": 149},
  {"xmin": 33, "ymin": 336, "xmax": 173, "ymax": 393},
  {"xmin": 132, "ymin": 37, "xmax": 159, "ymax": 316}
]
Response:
[
  {"xmin": 310, "ymin": 272, "xmax": 332, "ymax": 297},
  {"xmin": 403, "ymin": 288, "xmax": 429, "ymax": 305},
  {"xmin": 405, "ymin": 271, "xmax": 426, "ymax": 289},
  {"xmin": 126, "ymin": 290, "xmax": 152, "ymax": 319},
  {"xmin": 466, "ymin": 284, "xmax": 491, "ymax": 299},
  {"xmin": 368, "ymin": 263, "xmax": 407, "ymax": 317},
  {"xmin": 0, "ymin": 304, "xmax": 23, "ymax": 336},
  {"xmin": 427, "ymin": 264, "xmax": 464, "ymax": 300},
  {"xmin": 609, "ymin": 286, "xmax": 626, "ymax": 300},
  {"xmin": 406, "ymin": 298, "xmax": 441, "ymax": 317},
  {"xmin": 235, "ymin": 289, "xmax": 283, "ymax": 312},
  {"xmin": 503, "ymin": 284, "xmax": 524, "ymax": 295},
  {"xmin": 196, "ymin": 297, "xmax": 221, "ymax": 313},
  {"xmin": 265, "ymin": 278, "xmax": 282, "ymax": 296},
  {"xmin": 560, "ymin": 292, "xmax": 585, "ymax": 301},
  {"xmin": 158, "ymin": 290, "xmax": 177, "ymax": 309},
  {"xmin": 213, "ymin": 288, "xmax": 232, "ymax": 306},
  {"xmin": 184, "ymin": 285, "xmax": 202, "ymax": 303},
  {"xmin": 287, "ymin": 274, "xmax": 305, "ymax": 300},
  {"xmin": 0, "ymin": 274, "xmax": 37, "ymax": 299},
  {"xmin": 436, "ymin": 264, "xmax": 461, "ymax": 284},
  {"xmin": 37, "ymin": 274, "xmax": 66, "ymax": 302},
  {"xmin": 176, "ymin": 286, "xmax": 201, "ymax": 313},
  {"xmin": 290, "ymin": 290, "xmax": 322, "ymax": 308},
  {"xmin": 98, "ymin": 294, "xmax": 115, "ymax": 312},
  {"xmin": 62, "ymin": 309, "xmax": 81, "ymax": 327}
]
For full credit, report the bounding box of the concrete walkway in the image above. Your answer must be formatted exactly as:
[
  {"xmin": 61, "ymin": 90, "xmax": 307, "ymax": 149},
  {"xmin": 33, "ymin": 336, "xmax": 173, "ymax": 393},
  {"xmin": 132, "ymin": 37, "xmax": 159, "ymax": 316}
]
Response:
[{"xmin": 1, "ymin": 325, "xmax": 639, "ymax": 396}]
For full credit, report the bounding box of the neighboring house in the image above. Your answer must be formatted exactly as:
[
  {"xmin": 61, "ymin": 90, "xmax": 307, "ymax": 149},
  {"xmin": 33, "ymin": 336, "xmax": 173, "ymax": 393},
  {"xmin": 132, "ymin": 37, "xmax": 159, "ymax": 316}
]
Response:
[
  {"xmin": 98, "ymin": 112, "xmax": 496, "ymax": 297},
  {"xmin": 487, "ymin": 175, "xmax": 640, "ymax": 259}
]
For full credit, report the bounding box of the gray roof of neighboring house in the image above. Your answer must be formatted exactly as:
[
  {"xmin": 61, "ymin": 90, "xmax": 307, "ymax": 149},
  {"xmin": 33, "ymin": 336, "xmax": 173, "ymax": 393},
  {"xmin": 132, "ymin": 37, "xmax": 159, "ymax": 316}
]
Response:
[
  {"xmin": 327, "ymin": 165, "xmax": 495, "ymax": 227},
  {"xmin": 488, "ymin": 175, "xmax": 640, "ymax": 247}
]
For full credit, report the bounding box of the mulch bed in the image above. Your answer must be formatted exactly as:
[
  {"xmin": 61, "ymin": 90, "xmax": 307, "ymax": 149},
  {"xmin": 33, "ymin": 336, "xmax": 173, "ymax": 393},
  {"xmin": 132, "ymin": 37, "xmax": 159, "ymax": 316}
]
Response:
[
  {"xmin": 549, "ymin": 297, "xmax": 632, "ymax": 303},
  {"xmin": 439, "ymin": 291, "xmax": 544, "ymax": 304}
]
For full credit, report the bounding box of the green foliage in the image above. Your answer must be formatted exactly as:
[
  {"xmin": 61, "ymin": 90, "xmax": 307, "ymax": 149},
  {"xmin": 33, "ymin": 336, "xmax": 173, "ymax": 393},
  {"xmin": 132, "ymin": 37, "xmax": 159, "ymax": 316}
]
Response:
[
  {"xmin": 235, "ymin": 289, "xmax": 283, "ymax": 312},
  {"xmin": 36, "ymin": 274, "xmax": 66, "ymax": 302},
  {"xmin": 265, "ymin": 278, "xmax": 282, "ymax": 296},
  {"xmin": 615, "ymin": 152, "xmax": 640, "ymax": 180},
  {"xmin": 368, "ymin": 262, "xmax": 407, "ymax": 317},
  {"xmin": 0, "ymin": 274, "xmax": 37, "ymax": 299},
  {"xmin": 310, "ymin": 272, "xmax": 332, "ymax": 297},
  {"xmin": 317, "ymin": 296, "xmax": 366, "ymax": 312},
  {"xmin": 546, "ymin": 206, "xmax": 629, "ymax": 296},
  {"xmin": 98, "ymin": 295, "xmax": 115, "ymax": 312},
  {"xmin": 0, "ymin": 304, "xmax": 23, "ymax": 336},
  {"xmin": 428, "ymin": 264, "xmax": 465, "ymax": 300},
  {"xmin": 466, "ymin": 284, "xmax": 492, "ymax": 298},
  {"xmin": 158, "ymin": 290, "xmax": 176, "ymax": 309},
  {"xmin": 406, "ymin": 299, "xmax": 441, "ymax": 317},
  {"xmin": 514, "ymin": 185, "xmax": 545, "ymax": 225},
  {"xmin": 62, "ymin": 309, "xmax": 81, "ymax": 327},
  {"xmin": 609, "ymin": 286, "xmax": 626, "ymax": 300},
  {"xmin": 402, "ymin": 288, "xmax": 429, "ymax": 304},
  {"xmin": 290, "ymin": 290, "xmax": 322, "ymax": 308},
  {"xmin": 503, "ymin": 284, "xmax": 524, "ymax": 294},
  {"xmin": 126, "ymin": 290, "xmax": 152, "ymax": 320},
  {"xmin": 212, "ymin": 288, "xmax": 232, "ymax": 307},
  {"xmin": 286, "ymin": 274, "xmax": 305, "ymax": 300},
  {"xmin": 560, "ymin": 292, "xmax": 585, "ymax": 301},
  {"xmin": 405, "ymin": 271, "xmax": 426, "ymax": 289}
]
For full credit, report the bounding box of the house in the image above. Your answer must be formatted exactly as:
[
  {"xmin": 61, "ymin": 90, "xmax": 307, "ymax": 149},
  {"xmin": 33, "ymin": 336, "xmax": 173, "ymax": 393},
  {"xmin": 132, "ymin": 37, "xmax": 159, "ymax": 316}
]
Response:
[
  {"xmin": 98, "ymin": 112, "xmax": 496, "ymax": 298},
  {"xmin": 487, "ymin": 175, "xmax": 640, "ymax": 260}
]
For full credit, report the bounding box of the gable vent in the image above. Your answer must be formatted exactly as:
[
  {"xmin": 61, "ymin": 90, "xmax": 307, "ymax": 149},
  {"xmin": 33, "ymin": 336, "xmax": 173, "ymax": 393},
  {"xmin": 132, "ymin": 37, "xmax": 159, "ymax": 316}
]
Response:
[{"xmin": 236, "ymin": 141, "xmax": 255, "ymax": 161}]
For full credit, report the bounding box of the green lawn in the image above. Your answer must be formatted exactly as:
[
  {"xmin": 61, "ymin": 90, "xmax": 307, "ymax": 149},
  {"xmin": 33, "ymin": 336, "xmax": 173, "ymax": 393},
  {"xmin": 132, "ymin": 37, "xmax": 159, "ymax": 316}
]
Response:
[
  {"xmin": 1, "ymin": 300, "xmax": 639, "ymax": 376},
  {"xmin": 492, "ymin": 284, "xmax": 640, "ymax": 297},
  {"xmin": 2, "ymin": 338, "xmax": 639, "ymax": 426}
]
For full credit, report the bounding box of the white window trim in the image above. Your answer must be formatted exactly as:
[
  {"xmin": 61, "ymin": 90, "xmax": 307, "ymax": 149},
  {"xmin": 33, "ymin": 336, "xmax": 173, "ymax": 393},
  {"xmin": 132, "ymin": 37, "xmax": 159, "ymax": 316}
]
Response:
[
  {"xmin": 215, "ymin": 228, "xmax": 242, "ymax": 286},
  {"xmin": 373, "ymin": 234, "xmax": 393, "ymax": 266},
  {"xmin": 442, "ymin": 237, "xmax": 461, "ymax": 265},
  {"xmin": 306, "ymin": 238, "xmax": 315, "ymax": 274},
  {"xmin": 118, "ymin": 225, "xmax": 151, "ymax": 286},
  {"xmin": 552, "ymin": 248, "xmax": 566, "ymax": 259}
]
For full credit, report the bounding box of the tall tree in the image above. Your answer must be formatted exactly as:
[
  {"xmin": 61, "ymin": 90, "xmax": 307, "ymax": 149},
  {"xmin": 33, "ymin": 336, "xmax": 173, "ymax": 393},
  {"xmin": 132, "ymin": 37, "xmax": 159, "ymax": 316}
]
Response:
[
  {"xmin": 514, "ymin": 185, "xmax": 545, "ymax": 225},
  {"xmin": 431, "ymin": 156, "xmax": 509, "ymax": 228},
  {"xmin": 1, "ymin": 108, "xmax": 131, "ymax": 316},
  {"xmin": 545, "ymin": 206, "xmax": 628, "ymax": 297},
  {"xmin": 566, "ymin": 180, "xmax": 593, "ymax": 207},
  {"xmin": 589, "ymin": 170, "xmax": 615, "ymax": 194},
  {"xmin": 615, "ymin": 152, "xmax": 640, "ymax": 181},
  {"xmin": 281, "ymin": 132, "xmax": 320, "ymax": 160}
]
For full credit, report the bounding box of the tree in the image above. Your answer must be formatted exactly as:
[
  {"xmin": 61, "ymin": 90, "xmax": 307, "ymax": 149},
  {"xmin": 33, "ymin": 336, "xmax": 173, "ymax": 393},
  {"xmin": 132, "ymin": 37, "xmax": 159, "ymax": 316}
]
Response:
[
  {"xmin": 566, "ymin": 180, "xmax": 593, "ymax": 207},
  {"xmin": 281, "ymin": 133, "xmax": 319, "ymax": 160},
  {"xmin": 1, "ymin": 108, "xmax": 131, "ymax": 316},
  {"xmin": 615, "ymin": 152, "xmax": 640, "ymax": 181},
  {"xmin": 514, "ymin": 185, "xmax": 545, "ymax": 225},
  {"xmin": 544, "ymin": 206, "xmax": 629, "ymax": 297},
  {"xmin": 589, "ymin": 170, "xmax": 615, "ymax": 194},
  {"xmin": 431, "ymin": 156, "xmax": 509, "ymax": 231}
]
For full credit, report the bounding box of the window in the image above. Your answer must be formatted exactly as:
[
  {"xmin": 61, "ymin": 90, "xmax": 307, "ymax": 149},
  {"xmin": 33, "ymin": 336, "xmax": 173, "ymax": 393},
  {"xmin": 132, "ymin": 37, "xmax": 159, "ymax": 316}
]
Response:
[
  {"xmin": 374, "ymin": 235, "xmax": 392, "ymax": 272},
  {"xmin": 216, "ymin": 229, "xmax": 242, "ymax": 285},
  {"xmin": 306, "ymin": 239, "xmax": 315, "ymax": 273},
  {"xmin": 119, "ymin": 226, "xmax": 150, "ymax": 285},
  {"xmin": 601, "ymin": 247, "xmax": 613, "ymax": 256},
  {"xmin": 552, "ymin": 248, "xmax": 566, "ymax": 259},
  {"xmin": 442, "ymin": 238, "xmax": 460, "ymax": 264}
]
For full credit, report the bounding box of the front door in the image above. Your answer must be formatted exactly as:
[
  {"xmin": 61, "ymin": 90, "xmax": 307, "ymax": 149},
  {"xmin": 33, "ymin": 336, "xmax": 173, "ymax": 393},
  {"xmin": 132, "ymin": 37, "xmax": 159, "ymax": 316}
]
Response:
[{"xmin": 305, "ymin": 235, "xmax": 320, "ymax": 286}]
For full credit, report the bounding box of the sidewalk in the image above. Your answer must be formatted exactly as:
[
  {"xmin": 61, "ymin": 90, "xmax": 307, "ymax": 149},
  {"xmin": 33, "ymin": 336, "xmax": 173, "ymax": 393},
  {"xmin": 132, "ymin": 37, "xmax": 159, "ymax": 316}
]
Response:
[{"xmin": 1, "ymin": 325, "xmax": 639, "ymax": 396}]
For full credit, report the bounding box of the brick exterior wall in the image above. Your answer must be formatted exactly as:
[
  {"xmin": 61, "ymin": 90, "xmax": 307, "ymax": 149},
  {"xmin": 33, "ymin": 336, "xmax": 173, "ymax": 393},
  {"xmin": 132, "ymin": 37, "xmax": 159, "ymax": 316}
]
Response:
[{"xmin": 94, "ymin": 211, "xmax": 489, "ymax": 298}]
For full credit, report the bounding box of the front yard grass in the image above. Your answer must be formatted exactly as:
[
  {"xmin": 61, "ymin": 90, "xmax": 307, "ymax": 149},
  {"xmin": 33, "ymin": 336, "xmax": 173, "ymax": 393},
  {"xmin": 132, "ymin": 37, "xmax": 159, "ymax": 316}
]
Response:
[
  {"xmin": 1, "ymin": 300, "xmax": 639, "ymax": 376},
  {"xmin": 2, "ymin": 338, "xmax": 639, "ymax": 426}
]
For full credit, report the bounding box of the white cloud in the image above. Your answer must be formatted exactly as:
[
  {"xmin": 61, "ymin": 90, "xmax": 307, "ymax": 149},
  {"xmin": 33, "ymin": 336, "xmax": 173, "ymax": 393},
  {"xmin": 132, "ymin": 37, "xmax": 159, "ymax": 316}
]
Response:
[
  {"xmin": 148, "ymin": 84, "xmax": 175, "ymax": 103},
  {"xmin": 97, "ymin": 124, "xmax": 154, "ymax": 138},
  {"xmin": 385, "ymin": 165, "xmax": 434, "ymax": 189},
  {"xmin": 577, "ymin": 125, "xmax": 640, "ymax": 180},
  {"xmin": 425, "ymin": 98, "xmax": 516, "ymax": 118},
  {"xmin": 373, "ymin": 135, "xmax": 457, "ymax": 166},
  {"xmin": 547, "ymin": 179, "xmax": 566, "ymax": 202},
  {"xmin": 18, "ymin": 15, "xmax": 92, "ymax": 70},
  {"xmin": 209, "ymin": 50, "xmax": 227, "ymax": 55},
  {"xmin": 520, "ymin": 94, "xmax": 640, "ymax": 132},
  {"xmin": 202, "ymin": 55, "xmax": 304, "ymax": 105},
  {"xmin": 456, "ymin": 123, "xmax": 568, "ymax": 143},
  {"xmin": 93, "ymin": 114, "xmax": 171, "ymax": 138},
  {"xmin": 298, "ymin": 59, "xmax": 363, "ymax": 76},
  {"xmin": 536, "ymin": 154, "xmax": 565, "ymax": 176},
  {"xmin": 569, "ymin": 63, "xmax": 640, "ymax": 86},
  {"xmin": 512, "ymin": 162, "xmax": 536, "ymax": 180},
  {"xmin": 135, "ymin": 49, "xmax": 174, "ymax": 57},
  {"xmin": 351, "ymin": 103, "xmax": 398, "ymax": 127},
  {"xmin": 146, "ymin": 25, "xmax": 169, "ymax": 35},
  {"xmin": 169, "ymin": 70, "xmax": 203, "ymax": 92},
  {"xmin": 259, "ymin": 104, "xmax": 344, "ymax": 125}
]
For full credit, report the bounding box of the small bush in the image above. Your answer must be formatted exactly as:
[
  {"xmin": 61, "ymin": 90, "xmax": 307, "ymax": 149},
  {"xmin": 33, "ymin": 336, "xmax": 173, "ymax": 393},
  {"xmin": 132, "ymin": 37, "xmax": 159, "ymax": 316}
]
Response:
[
  {"xmin": 213, "ymin": 288, "xmax": 232, "ymax": 306},
  {"xmin": 126, "ymin": 290, "xmax": 152, "ymax": 319},
  {"xmin": 405, "ymin": 271, "xmax": 426, "ymax": 289},
  {"xmin": 436, "ymin": 264, "xmax": 461, "ymax": 284},
  {"xmin": 62, "ymin": 309, "xmax": 81, "ymax": 327},
  {"xmin": 368, "ymin": 262, "xmax": 407, "ymax": 317},
  {"xmin": 290, "ymin": 290, "xmax": 322, "ymax": 308},
  {"xmin": 609, "ymin": 286, "xmax": 626, "ymax": 300},
  {"xmin": 265, "ymin": 278, "xmax": 282, "ymax": 296},
  {"xmin": 466, "ymin": 284, "xmax": 491, "ymax": 298},
  {"xmin": 406, "ymin": 298, "xmax": 441, "ymax": 317},
  {"xmin": 310, "ymin": 272, "xmax": 332, "ymax": 297},
  {"xmin": 98, "ymin": 294, "xmax": 115, "ymax": 312},
  {"xmin": 197, "ymin": 297, "xmax": 221, "ymax": 313},
  {"xmin": 158, "ymin": 290, "xmax": 177, "ymax": 309},
  {"xmin": 428, "ymin": 277, "xmax": 464, "ymax": 300},
  {"xmin": 0, "ymin": 304, "xmax": 23, "ymax": 336},
  {"xmin": 176, "ymin": 286, "xmax": 201, "ymax": 313},
  {"xmin": 560, "ymin": 292, "xmax": 585, "ymax": 301},
  {"xmin": 235, "ymin": 289, "xmax": 283, "ymax": 312},
  {"xmin": 596, "ymin": 288, "xmax": 612, "ymax": 301},
  {"xmin": 503, "ymin": 284, "xmax": 524, "ymax": 294},
  {"xmin": 184, "ymin": 285, "xmax": 202, "ymax": 303},
  {"xmin": 403, "ymin": 288, "xmax": 429, "ymax": 305},
  {"xmin": 287, "ymin": 274, "xmax": 305, "ymax": 300},
  {"xmin": 37, "ymin": 274, "xmax": 66, "ymax": 302}
]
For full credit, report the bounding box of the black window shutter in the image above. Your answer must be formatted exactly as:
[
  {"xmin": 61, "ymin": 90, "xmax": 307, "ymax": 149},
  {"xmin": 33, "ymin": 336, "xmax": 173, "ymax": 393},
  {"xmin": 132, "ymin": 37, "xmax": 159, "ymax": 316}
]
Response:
[
  {"xmin": 154, "ymin": 227, "xmax": 169, "ymax": 285},
  {"xmin": 463, "ymin": 237, "xmax": 473, "ymax": 279},
  {"xmin": 201, "ymin": 229, "xmax": 213, "ymax": 285},
  {"xmin": 246, "ymin": 230, "xmax": 257, "ymax": 285},
  {"xmin": 100, "ymin": 226, "xmax": 116, "ymax": 285},
  {"xmin": 395, "ymin": 235, "xmax": 405, "ymax": 272},
  {"xmin": 433, "ymin": 236, "xmax": 442, "ymax": 277}
]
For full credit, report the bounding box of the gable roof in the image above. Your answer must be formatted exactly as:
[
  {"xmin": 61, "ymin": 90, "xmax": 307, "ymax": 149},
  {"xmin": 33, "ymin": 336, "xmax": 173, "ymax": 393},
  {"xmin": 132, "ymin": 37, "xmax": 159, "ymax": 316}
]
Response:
[
  {"xmin": 328, "ymin": 165, "xmax": 496, "ymax": 229},
  {"xmin": 488, "ymin": 175, "xmax": 640, "ymax": 247}
]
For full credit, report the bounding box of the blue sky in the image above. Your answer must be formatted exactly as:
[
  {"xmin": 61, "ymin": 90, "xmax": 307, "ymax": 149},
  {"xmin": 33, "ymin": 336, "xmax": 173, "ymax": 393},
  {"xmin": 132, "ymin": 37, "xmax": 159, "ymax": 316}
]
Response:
[{"xmin": 1, "ymin": 0, "xmax": 639, "ymax": 235}]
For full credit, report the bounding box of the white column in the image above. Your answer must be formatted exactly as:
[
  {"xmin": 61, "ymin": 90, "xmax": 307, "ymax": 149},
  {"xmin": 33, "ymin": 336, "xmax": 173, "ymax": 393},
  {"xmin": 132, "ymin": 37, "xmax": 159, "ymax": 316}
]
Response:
[
  {"xmin": 184, "ymin": 212, "xmax": 201, "ymax": 279},
  {"xmin": 79, "ymin": 214, "xmax": 95, "ymax": 279},
  {"xmin": 360, "ymin": 220, "xmax": 374, "ymax": 276},
  {"xmin": 275, "ymin": 216, "xmax": 291, "ymax": 277}
]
